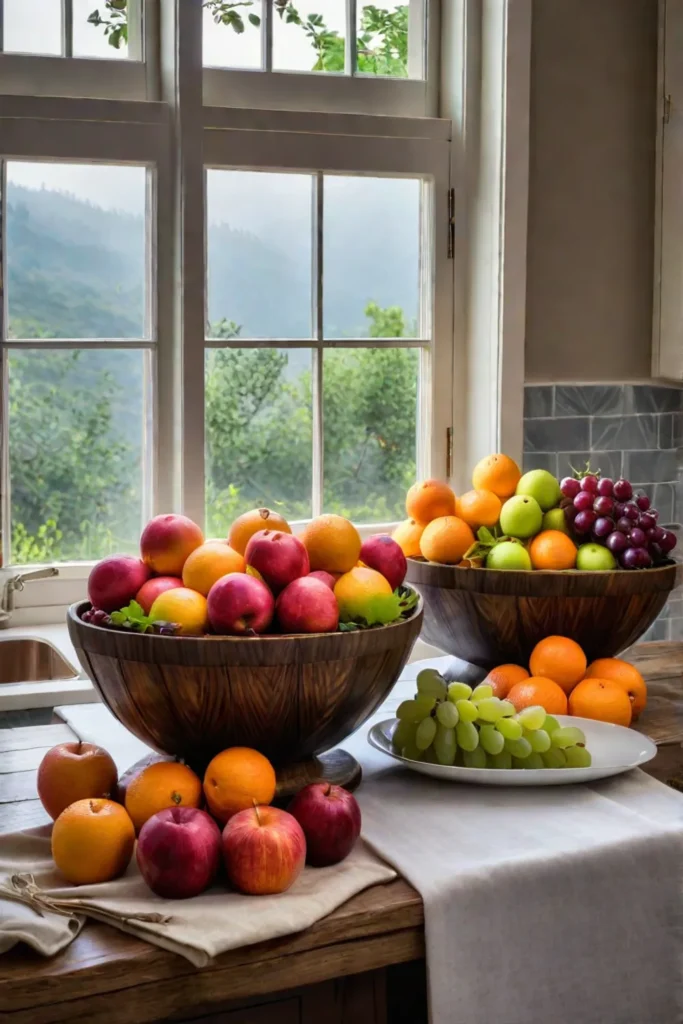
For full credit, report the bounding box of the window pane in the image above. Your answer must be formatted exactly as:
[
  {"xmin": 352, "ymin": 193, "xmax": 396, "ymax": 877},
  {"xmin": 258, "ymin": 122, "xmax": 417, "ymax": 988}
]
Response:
[
  {"xmin": 3, "ymin": 0, "xmax": 61, "ymax": 55},
  {"xmin": 8, "ymin": 349, "xmax": 147, "ymax": 564},
  {"xmin": 6, "ymin": 162, "xmax": 147, "ymax": 340},
  {"xmin": 73, "ymin": 0, "xmax": 130, "ymax": 59},
  {"xmin": 273, "ymin": 0, "xmax": 346, "ymax": 73},
  {"xmin": 206, "ymin": 170, "xmax": 314, "ymax": 340},
  {"xmin": 323, "ymin": 176, "xmax": 421, "ymax": 339},
  {"xmin": 356, "ymin": 1, "xmax": 413, "ymax": 79},
  {"xmin": 323, "ymin": 348, "xmax": 417, "ymax": 521},
  {"xmin": 205, "ymin": 348, "xmax": 313, "ymax": 533},
  {"xmin": 203, "ymin": 1, "xmax": 262, "ymax": 69}
]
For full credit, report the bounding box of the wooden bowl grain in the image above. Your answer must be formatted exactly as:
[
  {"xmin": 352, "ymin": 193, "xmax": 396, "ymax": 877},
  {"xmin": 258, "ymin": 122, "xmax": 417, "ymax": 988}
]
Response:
[
  {"xmin": 67, "ymin": 599, "xmax": 423, "ymax": 771},
  {"xmin": 405, "ymin": 560, "xmax": 677, "ymax": 671}
]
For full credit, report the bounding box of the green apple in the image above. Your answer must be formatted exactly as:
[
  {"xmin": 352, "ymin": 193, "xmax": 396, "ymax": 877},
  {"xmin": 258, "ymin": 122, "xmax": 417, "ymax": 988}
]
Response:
[
  {"xmin": 576, "ymin": 543, "xmax": 617, "ymax": 571},
  {"xmin": 542, "ymin": 507, "xmax": 570, "ymax": 535},
  {"xmin": 499, "ymin": 495, "xmax": 543, "ymax": 539},
  {"xmin": 516, "ymin": 469, "xmax": 562, "ymax": 512},
  {"xmin": 486, "ymin": 541, "xmax": 532, "ymax": 571}
]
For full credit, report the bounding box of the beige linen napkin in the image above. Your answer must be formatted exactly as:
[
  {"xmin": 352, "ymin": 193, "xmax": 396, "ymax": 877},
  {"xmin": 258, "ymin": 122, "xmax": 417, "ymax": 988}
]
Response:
[{"xmin": 0, "ymin": 827, "xmax": 395, "ymax": 966}]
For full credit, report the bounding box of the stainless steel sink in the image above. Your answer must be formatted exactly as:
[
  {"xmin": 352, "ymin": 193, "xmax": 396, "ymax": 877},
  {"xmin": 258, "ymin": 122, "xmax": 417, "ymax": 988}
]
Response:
[{"xmin": 0, "ymin": 638, "xmax": 78, "ymax": 685}]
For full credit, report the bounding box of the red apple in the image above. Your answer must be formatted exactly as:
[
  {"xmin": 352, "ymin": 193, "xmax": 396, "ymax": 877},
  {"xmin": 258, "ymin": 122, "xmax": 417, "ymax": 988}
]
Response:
[
  {"xmin": 207, "ymin": 572, "xmax": 275, "ymax": 635},
  {"xmin": 359, "ymin": 534, "xmax": 407, "ymax": 591},
  {"xmin": 137, "ymin": 807, "xmax": 221, "ymax": 899},
  {"xmin": 88, "ymin": 555, "xmax": 150, "ymax": 613},
  {"xmin": 307, "ymin": 570, "xmax": 337, "ymax": 591},
  {"xmin": 222, "ymin": 805, "xmax": 306, "ymax": 895},
  {"xmin": 140, "ymin": 514, "xmax": 204, "ymax": 576},
  {"xmin": 276, "ymin": 577, "xmax": 339, "ymax": 634},
  {"xmin": 37, "ymin": 742, "xmax": 118, "ymax": 821},
  {"xmin": 245, "ymin": 530, "xmax": 309, "ymax": 594},
  {"xmin": 135, "ymin": 576, "xmax": 183, "ymax": 615},
  {"xmin": 288, "ymin": 783, "xmax": 361, "ymax": 867}
]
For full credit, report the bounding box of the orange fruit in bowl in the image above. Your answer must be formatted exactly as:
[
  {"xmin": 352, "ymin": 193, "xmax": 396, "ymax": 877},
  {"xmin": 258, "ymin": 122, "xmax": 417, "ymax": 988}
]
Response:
[
  {"xmin": 299, "ymin": 514, "xmax": 361, "ymax": 574},
  {"xmin": 529, "ymin": 635, "xmax": 587, "ymax": 694},
  {"xmin": 568, "ymin": 677, "xmax": 633, "ymax": 727},
  {"xmin": 529, "ymin": 530, "xmax": 577, "ymax": 570},
  {"xmin": 228, "ymin": 508, "xmax": 291, "ymax": 556},
  {"xmin": 455, "ymin": 489, "xmax": 502, "ymax": 530},
  {"xmin": 149, "ymin": 587, "xmax": 208, "ymax": 636},
  {"xmin": 51, "ymin": 798, "xmax": 135, "ymax": 885},
  {"xmin": 483, "ymin": 664, "xmax": 529, "ymax": 699},
  {"xmin": 392, "ymin": 518, "xmax": 425, "ymax": 558},
  {"xmin": 471, "ymin": 454, "xmax": 521, "ymax": 500},
  {"xmin": 507, "ymin": 677, "xmax": 568, "ymax": 715},
  {"xmin": 585, "ymin": 658, "xmax": 647, "ymax": 719},
  {"xmin": 182, "ymin": 541, "xmax": 245, "ymax": 596},
  {"xmin": 203, "ymin": 747, "xmax": 276, "ymax": 824},
  {"xmin": 406, "ymin": 479, "xmax": 456, "ymax": 523},
  {"xmin": 125, "ymin": 762, "xmax": 202, "ymax": 833},
  {"xmin": 334, "ymin": 566, "xmax": 392, "ymax": 621},
  {"xmin": 419, "ymin": 516, "xmax": 475, "ymax": 564}
]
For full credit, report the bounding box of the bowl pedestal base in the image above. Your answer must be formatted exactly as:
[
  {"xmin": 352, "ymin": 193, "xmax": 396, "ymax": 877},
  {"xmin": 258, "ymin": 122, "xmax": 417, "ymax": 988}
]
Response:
[{"xmin": 274, "ymin": 749, "xmax": 362, "ymax": 801}]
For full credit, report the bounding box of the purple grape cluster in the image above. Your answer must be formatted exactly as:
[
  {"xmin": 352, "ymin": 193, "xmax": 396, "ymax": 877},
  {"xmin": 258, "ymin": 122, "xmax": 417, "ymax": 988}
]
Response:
[
  {"xmin": 81, "ymin": 607, "xmax": 112, "ymax": 626},
  {"xmin": 560, "ymin": 475, "xmax": 677, "ymax": 570}
]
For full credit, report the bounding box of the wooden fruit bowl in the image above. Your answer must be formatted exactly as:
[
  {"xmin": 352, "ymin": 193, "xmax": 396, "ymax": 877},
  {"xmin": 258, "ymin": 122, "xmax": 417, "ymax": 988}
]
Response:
[
  {"xmin": 405, "ymin": 560, "xmax": 678, "ymax": 671},
  {"xmin": 67, "ymin": 600, "xmax": 423, "ymax": 783}
]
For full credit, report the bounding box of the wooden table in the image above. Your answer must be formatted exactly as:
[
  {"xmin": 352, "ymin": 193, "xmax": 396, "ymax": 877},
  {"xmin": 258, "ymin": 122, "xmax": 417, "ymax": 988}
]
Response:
[{"xmin": 1, "ymin": 641, "xmax": 682, "ymax": 1024}]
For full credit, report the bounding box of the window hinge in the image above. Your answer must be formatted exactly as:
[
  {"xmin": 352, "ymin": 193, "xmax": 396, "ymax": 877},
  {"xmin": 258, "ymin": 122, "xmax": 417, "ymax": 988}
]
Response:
[
  {"xmin": 447, "ymin": 188, "xmax": 455, "ymax": 259},
  {"xmin": 446, "ymin": 427, "xmax": 454, "ymax": 478},
  {"xmin": 664, "ymin": 94, "xmax": 672, "ymax": 125}
]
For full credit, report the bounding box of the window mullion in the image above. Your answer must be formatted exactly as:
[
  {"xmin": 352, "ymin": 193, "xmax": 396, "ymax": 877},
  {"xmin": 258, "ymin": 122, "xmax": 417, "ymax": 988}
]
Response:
[
  {"xmin": 311, "ymin": 172, "xmax": 324, "ymax": 518},
  {"xmin": 345, "ymin": 0, "xmax": 357, "ymax": 77},
  {"xmin": 62, "ymin": 0, "xmax": 74, "ymax": 59},
  {"xmin": 263, "ymin": 0, "xmax": 273, "ymax": 72},
  {"xmin": 0, "ymin": 158, "xmax": 9, "ymax": 567}
]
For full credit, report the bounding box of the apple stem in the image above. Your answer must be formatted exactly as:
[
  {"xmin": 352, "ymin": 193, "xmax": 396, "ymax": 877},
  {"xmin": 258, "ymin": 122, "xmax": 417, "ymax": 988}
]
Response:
[
  {"xmin": 171, "ymin": 791, "xmax": 182, "ymax": 805},
  {"xmin": 324, "ymin": 783, "xmax": 332, "ymax": 797},
  {"xmin": 76, "ymin": 741, "xmax": 82, "ymax": 754},
  {"xmin": 252, "ymin": 799, "xmax": 262, "ymax": 826}
]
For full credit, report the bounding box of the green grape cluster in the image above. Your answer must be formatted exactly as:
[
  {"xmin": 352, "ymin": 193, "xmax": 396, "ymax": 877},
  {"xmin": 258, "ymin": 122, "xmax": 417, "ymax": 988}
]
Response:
[{"xmin": 393, "ymin": 669, "xmax": 593, "ymax": 770}]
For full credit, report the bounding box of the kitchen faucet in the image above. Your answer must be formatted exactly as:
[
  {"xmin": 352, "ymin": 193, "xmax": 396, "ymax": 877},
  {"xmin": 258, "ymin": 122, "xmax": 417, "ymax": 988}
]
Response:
[{"xmin": 0, "ymin": 567, "xmax": 59, "ymax": 628}]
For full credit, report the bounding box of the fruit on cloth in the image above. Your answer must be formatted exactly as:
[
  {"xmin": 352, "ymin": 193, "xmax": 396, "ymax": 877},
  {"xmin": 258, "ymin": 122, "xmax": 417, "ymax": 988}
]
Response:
[
  {"xmin": 276, "ymin": 576, "xmax": 339, "ymax": 634},
  {"xmin": 419, "ymin": 516, "xmax": 475, "ymax": 564},
  {"xmin": 245, "ymin": 530, "xmax": 310, "ymax": 593},
  {"xmin": 507, "ymin": 677, "xmax": 569, "ymax": 715},
  {"xmin": 485, "ymin": 540, "xmax": 532, "ymax": 571},
  {"xmin": 576, "ymin": 543, "xmax": 617, "ymax": 571},
  {"xmin": 515, "ymin": 469, "xmax": 562, "ymax": 512},
  {"xmin": 299, "ymin": 514, "xmax": 362, "ymax": 574},
  {"xmin": 125, "ymin": 761, "xmax": 202, "ymax": 834},
  {"xmin": 288, "ymin": 783, "xmax": 361, "ymax": 867},
  {"xmin": 334, "ymin": 566, "xmax": 393, "ymax": 622},
  {"xmin": 585, "ymin": 658, "xmax": 647, "ymax": 718},
  {"xmin": 483, "ymin": 664, "xmax": 530, "ymax": 699},
  {"xmin": 88, "ymin": 555, "xmax": 150, "ymax": 613},
  {"xmin": 52, "ymin": 798, "xmax": 135, "ymax": 885},
  {"xmin": 392, "ymin": 518, "xmax": 425, "ymax": 558},
  {"xmin": 149, "ymin": 587, "xmax": 208, "ymax": 636},
  {"xmin": 207, "ymin": 572, "xmax": 275, "ymax": 635},
  {"xmin": 542, "ymin": 507, "xmax": 570, "ymax": 535},
  {"xmin": 228, "ymin": 507, "xmax": 291, "ymax": 556},
  {"xmin": 307, "ymin": 570, "xmax": 337, "ymax": 590},
  {"xmin": 405, "ymin": 479, "xmax": 456, "ymax": 523},
  {"xmin": 182, "ymin": 541, "xmax": 245, "ymax": 596},
  {"xmin": 529, "ymin": 530, "xmax": 577, "ymax": 570},
  {"xmin": 135, "ymin": 576, "xmax": 183, "ymax": 615},
  {"xmin": 140, "ymin": 514, "xmax": 204, "ymax": 576},
  {"xmin": 222, "ymin": 805, "xmax": 306, "ymax": 895},
  {"xmin": 136, "ymin": 807, "xmax": 221, "ymax": 899},
  {"xmin": 529, "ymin": 636, "xmax": 587, "ymax": 693},
  {"xmin": 499, "ymin": 494, "xmax": 543, "ymax": 540},
  {"xmin": 471, "ymin": 454, "xmax": 521, "ymax": 500},
  {"xmin": 115, "ymin": 753, "xmax": 173, "ymax": 804},
  {"xmin": 203, "ymin": 747, "xmax": 277, "ymax": 824},
  {"xmin": 568, "ymin": 677, "xmax": 633, "ymax": 727},
  {"xmin": 359, "ymin": 533, "xmax": 407, "ymax": 591},
  {"xmin": 37, "ymin": 742, "xmax": 118, "ymax": 821},
  {"xmin": 454, "ymin": 489, "xmax": 502, "ymax": 530}
]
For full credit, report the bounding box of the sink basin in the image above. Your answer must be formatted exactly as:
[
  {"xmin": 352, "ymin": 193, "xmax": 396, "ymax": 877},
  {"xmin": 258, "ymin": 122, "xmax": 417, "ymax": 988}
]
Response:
[{"xmin": 0, "ymin": 637, "xmax": 78, "ymax": 685}]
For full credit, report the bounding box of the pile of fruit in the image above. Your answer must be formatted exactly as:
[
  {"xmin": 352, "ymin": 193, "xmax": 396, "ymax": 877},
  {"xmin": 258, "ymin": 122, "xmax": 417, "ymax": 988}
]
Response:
[
  {"xmin": 38, "ymin": 741, "xmax": 361, "ymax": 895},
  {"xmin": 392, "ymin": 453, "xmax": 677, "ymax": 570},
  {"xmin": 393, "ymin": 668, "xmax": 592, "ymax": 770},
  {"xmin": 84, "ymin": 509, "xmax": 417, "ymax": 637}
]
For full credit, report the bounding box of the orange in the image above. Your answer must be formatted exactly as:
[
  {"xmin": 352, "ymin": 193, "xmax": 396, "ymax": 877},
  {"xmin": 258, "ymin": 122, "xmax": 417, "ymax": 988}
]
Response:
[
  {"xmin": 149, "ymin": 587, "xmax": 208, "ymax": 636},
  {"xmin": 508, "ymin": 677, "xmax": 568, "ymax": 716},
  {"xmin": 472, "ymin": 454, "xmax": 521, "ymax": 500},
  {"xmin": 568, "ymin": 677, "xmax": 633, "ymax": 727},
  {"xmin": 228, "ymin": 508, "xmax": 291, "ymax": 556},
  {"xmin": 203, "ymin": 747, "xmax": 276, "ymax": 824},
  {"xmin": 419, "ymin": 516, "xmax": 475, "ymax": 565},
  {"xmin": 125, "ymin": 762, "xmax": 202, "ymax": 833},
  {"xmin": 334, "ymin": 566, "xmax": 392, "ymax": 621},
  {"xmin": 182, "ymin": 541, "xmax": 245, "ymax": 596},
  {"xmin": 529, "ymin": 636, "xmax": 587, "ymax": 694},
  {"xmin": 51, "ymin": 798, "xmax": 135, "ymax": 885},
  {"xmin": 406, "ymin": 479, "xmax": 456, "ymax": 524},
  {"xmin": 585, "ymin": 658, "xmax": 647, "ymax": 719},
  {"xmin": 299, "ymin": 514, "xmax": 361, "ymax": 573},
  {"xmin": 529, "ymin": 530, "xmax": 577, "ymax": 571},
  {"xmin": 392, "ymin": 518, "xmax": 425, "ymax": 558},
  {"xmin": 483, "ymin": 664, "xmax": 530, "ymax": 699},
  {"xmin": 455, "ymin": 489, "xmax": 502, "ymax": 530}
]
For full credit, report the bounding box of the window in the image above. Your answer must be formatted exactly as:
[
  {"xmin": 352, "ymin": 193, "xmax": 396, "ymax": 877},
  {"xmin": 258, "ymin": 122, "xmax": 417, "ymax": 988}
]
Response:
[{"xmin": 1, "ymin": 0, "xmax": 142, "ymax": 58}]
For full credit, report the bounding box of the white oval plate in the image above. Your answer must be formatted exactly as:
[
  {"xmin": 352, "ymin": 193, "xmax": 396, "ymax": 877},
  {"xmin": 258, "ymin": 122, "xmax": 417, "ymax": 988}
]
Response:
[{"xmin": 368, "ymin": 716, "xmax": 657, "ymax": 786}]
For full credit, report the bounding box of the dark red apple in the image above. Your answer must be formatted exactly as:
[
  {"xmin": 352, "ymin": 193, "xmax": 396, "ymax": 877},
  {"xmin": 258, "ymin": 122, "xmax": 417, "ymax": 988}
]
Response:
[
  {"xmin": 88, "ymin": 555, "xmax": 151, "ymax": 613},
  {"xmin": 276, "ymin": 576, "xmax": 339, "ymax": 634},
  {"xmin": 222, "ymin": 805, "xmax": 306, "ymax": 895},
  {"xmin": 288, "ymin": 783, "xmax": 361, "ymax": 867},
  {"xmin": 307, "ymin": 570, "xmax": 337, "ymax": 591},
  {"xmin": 136, "ymin": 807, "xmax": 221, "ymax": 899},
  {"xmin": 245, "ymin": 530, "xmax": 310, "ymax": 593},
  {"xmin": 359, "ymin": 534, "xmax": 406, "ymax": 592},
  {"xmin": 135, "ymin": 576, "xmax": 183, "ymax": 615},
  {"xmin": 207, "ymin": 572, "xmax": 275, "ymax": 635}
]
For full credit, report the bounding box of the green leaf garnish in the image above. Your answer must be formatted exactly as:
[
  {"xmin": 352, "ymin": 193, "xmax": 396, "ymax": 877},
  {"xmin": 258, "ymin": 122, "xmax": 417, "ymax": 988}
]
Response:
[{"xmin": 110, "ymin": 600, "xmax": 154, "ymax": 633}]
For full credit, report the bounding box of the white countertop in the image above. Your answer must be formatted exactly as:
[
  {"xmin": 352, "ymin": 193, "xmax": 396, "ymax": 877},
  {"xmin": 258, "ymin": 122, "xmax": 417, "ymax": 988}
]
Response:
[{"xmin": 0, "ymin": 621, "xmax": 99, "ymax": 712}]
